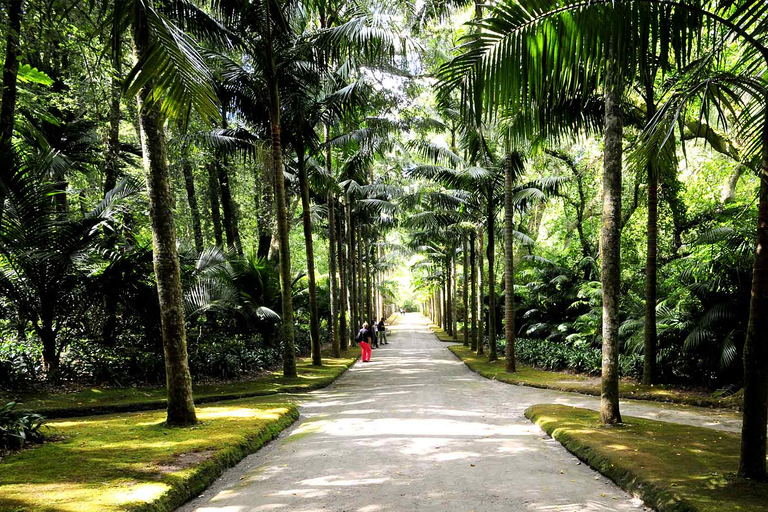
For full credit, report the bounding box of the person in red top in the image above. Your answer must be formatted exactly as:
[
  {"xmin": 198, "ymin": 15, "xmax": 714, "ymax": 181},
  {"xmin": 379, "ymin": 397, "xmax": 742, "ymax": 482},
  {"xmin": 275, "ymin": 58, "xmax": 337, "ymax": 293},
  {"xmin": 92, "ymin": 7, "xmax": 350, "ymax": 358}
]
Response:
[{"xmin": 356, "ymin": 322, "xmax": 373, "ymax": 362}]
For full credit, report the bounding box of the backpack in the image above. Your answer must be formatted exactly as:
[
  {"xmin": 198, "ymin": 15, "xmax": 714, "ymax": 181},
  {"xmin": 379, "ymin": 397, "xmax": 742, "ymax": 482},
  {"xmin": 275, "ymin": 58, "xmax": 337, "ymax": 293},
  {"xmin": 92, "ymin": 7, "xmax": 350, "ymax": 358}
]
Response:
[{"xmin": 355, "ymin": 329, "xmax": 366, "ymax": 342}]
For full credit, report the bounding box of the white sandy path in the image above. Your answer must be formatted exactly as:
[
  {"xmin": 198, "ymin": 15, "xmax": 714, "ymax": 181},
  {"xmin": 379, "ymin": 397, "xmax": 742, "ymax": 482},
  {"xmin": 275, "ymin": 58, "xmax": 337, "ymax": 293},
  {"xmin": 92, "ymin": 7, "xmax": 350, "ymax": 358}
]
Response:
[{"xmin": 178, "ymin": 313, "xmax": 671, "ymax": 512}]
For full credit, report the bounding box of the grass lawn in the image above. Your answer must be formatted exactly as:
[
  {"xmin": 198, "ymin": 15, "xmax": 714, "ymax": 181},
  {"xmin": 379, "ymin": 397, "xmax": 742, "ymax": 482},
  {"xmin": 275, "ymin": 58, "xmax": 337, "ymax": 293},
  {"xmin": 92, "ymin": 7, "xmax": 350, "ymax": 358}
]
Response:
[
  {"xmin": 429, "ymin": 324, "xmax": 463, "ymax": 343},
  {"xmin": 0, "ymin": 398, "xmax": 299, "ymax": 512},
  {"xmin": 526, "ymin": 404, "xmax": 768, "ymax": 512},
  {"xmin": 447, "ymin": 344, "xmax": 743, "ymax": 409},
  {"xmin": 2, "ymin": 348, "xmax": 358, "ymax": 418}
]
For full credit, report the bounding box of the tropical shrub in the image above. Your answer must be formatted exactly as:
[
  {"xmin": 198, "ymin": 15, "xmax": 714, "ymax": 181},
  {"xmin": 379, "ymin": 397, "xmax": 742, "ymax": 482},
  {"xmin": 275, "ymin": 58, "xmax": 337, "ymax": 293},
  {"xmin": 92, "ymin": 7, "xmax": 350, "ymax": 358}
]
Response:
[{"xmin": 0, "ymin": 402, "xmax": 46, "ymax": 452}]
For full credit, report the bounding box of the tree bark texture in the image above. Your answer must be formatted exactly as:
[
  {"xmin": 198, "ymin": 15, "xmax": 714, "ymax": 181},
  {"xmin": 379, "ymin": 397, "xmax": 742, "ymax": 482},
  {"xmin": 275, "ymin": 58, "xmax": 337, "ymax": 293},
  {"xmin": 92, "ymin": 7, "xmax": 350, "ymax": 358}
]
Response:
[
  {"xmin": 739, "ymin": 104, "xmax": 768, "ymax": 480},
  {"xmin": 182, "ymin": 156, "xmax": 205, "ymax": 254},
  {"xmin": 487, "ymin": 196, "xmax": 497, "ymax": 362},
  {"xmin": 207, "ymin": 162, "xmax": 224, "ymax": 247},
  {"xmin": 504, "ymin": 152, "xmax": 516, "ymax": 373},
  {"xmin": 599, "ymin": 57, "xmax": 623, "ymax": 425},
  {"xmin": 463, "ymin": 235, "xmax": 469, "ymax": 347},
  {"xmin": 328, "ymin": 192, "xmax": 340, "ymax": 359},
  {"xmin": 470, "ymin": 231, "xmax": 478, "ymax": 351},
  {"xmin": 298, "ymin": 147, "xmax": 321, "ymax": 364},
  {"xmin": 477, "ymin": 227, "xmax": 485, "ymax": 356},
  {"xmin": 133, "ymin": 24, "xmax": 197, "ymax": 427}
]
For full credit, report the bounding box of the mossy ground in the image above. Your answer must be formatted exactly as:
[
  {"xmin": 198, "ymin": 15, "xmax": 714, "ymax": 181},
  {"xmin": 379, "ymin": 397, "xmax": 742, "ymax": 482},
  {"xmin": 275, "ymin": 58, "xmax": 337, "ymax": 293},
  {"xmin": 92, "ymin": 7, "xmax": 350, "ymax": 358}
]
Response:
[
  {"xmin": 429, "ymin": 324, "xmax": 463, "ymax": 343},
  {"xmin": 447, "ymin": 344, "xmax": 742, "ymax": 410},
  {"xmin": 0, "ymin": 398, "xmax": 300, "ymax": 512},
  {"xmin": 3, "ymin": 349, "xmax": 358, "ymax": 418},
  {"xmin": 525, "ymin": 404, "xmax": 768, "ymax": 512}
]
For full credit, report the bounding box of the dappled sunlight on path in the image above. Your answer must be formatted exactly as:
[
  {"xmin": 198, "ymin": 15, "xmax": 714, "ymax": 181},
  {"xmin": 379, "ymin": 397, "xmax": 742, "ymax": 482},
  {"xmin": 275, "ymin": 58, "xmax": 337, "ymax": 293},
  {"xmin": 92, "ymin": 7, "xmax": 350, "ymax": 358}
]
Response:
[{"xmin": 179, "ymin": 314, "xmax": 646, "ymax": 512}]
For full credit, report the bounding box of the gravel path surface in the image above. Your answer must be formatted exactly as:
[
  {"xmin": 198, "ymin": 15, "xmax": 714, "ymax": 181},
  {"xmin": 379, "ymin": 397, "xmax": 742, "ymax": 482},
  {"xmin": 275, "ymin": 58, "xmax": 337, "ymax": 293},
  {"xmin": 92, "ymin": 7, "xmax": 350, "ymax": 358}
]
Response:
[{"xmin": 179, "ymin": 313, "xmax": 653, "ymax": 512}]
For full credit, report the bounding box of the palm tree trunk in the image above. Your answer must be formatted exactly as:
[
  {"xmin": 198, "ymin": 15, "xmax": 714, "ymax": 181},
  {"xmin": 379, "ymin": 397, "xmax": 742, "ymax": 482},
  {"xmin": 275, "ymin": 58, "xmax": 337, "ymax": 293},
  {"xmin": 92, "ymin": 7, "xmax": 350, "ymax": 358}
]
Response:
[
  {"xmin": 487, "ymin": 195, "xmax": 497, "ymax": 362},
  {"xmin": 451, "ymin": 253, "xmax": 458, "ymax": 341},
  {"xmin": 739, "ymin": 104, "xmax": 768, "ymax": 480},
  {"xmin": 337, "ymin": 203, "xmax": 348, "ymax": 351},
  {"xmin": 599, "ymin": 55, "xmax": 623, "ymax": 425},
  {"xmin": 0, "ymin": 0, "xmax": 22, "ymax": 225},
  {"xmin": 182, "ymin": 154, "xmax": 204, "ymax": 254},
  {"xmin": 357, "ymin": 223, "xmax": 365, "ymax": 327},
  {"xmin": 470, "ymin": 231, "xmax": 478, "ymax": 351},
  {"xmin": 207, "ymin": 162, "xmax": 224, "ymax": 247},
  {"xmin": 104, "ymin": 31, "xmax": 122, "ymax": 196},
  {"xmin": 504, "ymin": 152, "xmax": 516, "ymax": 373},
  {"xmin": 255, "ymin": 162, "xmax": 274, "ymax": 259},
  {"xmin": 297, "ymin": 144, "xmax": 321, "ymax": 364},
  {"xmin": 349, "ymin": 206, "xmax": 359, "ymax": 338},
  {"xmin": 445, "ymin": 256, "xmax": 452, "ymax": 335},
  {"xmin": 642, "ymin": 77, "xmax": 658, "ymax": 386},
  {"xmin": 328, "ymin": 192, "xmax": 340, "ymax": 359},
  {"xmin": 132, "ymin": 24, "xmax": 196, "ymax": 427},
  {"xmin": 365, "ymin": 239, "xmax": 373, "ymax": 323},
  {"xmin": 216, "ymin": 116, "xmax": 242, "ymax": 255},
  {"xmin": 463, "ymin": 235, "xmax": 469, "ymax": 347},
  {"xmin": 477, "ymin": 227, "xmax": 485, "ymax": 356},
  {"xmin": 265, "ymin": 11, "xmax": 296, "ymax": 378}
]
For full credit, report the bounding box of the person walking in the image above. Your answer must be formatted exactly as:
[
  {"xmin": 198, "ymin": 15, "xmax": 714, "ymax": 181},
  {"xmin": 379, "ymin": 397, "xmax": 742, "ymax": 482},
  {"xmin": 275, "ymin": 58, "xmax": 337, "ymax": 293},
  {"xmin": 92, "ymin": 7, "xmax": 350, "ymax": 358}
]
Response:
[
  {"xmin": 371, "ymin": 320, "xmax": 379, "ymax": 348},
  {"xmin": 378, "ymin": 318, "xmax": 388, "ymax": 344},
  {"xmin": 356, "ymin": 322, "xmax": 373, "ymax": 362}
]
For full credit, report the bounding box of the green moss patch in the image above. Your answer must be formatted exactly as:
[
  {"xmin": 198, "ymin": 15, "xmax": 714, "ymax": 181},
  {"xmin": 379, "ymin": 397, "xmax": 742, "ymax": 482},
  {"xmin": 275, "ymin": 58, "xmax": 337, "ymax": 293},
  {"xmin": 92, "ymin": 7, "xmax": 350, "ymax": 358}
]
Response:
[
  {"xmin": 5, "ymin": 352, "xmax": 357, "ymax": 419},
  {"xmin": 448, "ymin": 344, "xmax": 742, "ymax": 410},
  {"xmin": 0, "ymin": 398, "xmax": 299, "ymax": 512},
  {"xmin": 429, "ymin": 324, "xmax": 461, "ymax": 343},
  {"xmin": 525, "ymin": 404, "xmax": 768, "ymax": 512}
]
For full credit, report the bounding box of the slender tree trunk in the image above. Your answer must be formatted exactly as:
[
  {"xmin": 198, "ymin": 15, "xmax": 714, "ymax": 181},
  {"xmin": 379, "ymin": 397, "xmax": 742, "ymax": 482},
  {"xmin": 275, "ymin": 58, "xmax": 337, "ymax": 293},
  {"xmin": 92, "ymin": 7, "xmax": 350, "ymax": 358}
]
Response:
[
  {"xmin": 451, "ymin": 253, "xmax": 458, "ymax": 341},
  {"xmin": 739, "ymin": 104, "xmax": 768, "ymax": 480},
  {"xmin": 477, "ymin": 227, "xmax": 485, "ymax": 356},
  {"xmin": 207, "ymin": 162, "xmax": 224, "ymax": 247},
  {"xmin": 470, "ymin": 231, "xmax": 478, "ymax": 351},
  {"xmin": 445, "ymin": 256, "xmax": 452, "ymax": 335},
  {"xmin": 297, "ymin": 145, "xmax": 321, "ymax": 363},
  {"xmin": 0, "ymin": 0, "xmax": 22, "ymax": 224},
  {"xmin": 642, "ymin": 80, "xmax": 658, "ymax": 386},
  {"xmin": 357, "ymin": 223, "xmax": 365, "ymax": 327},
  {"xmin": 487, "ymin": 196, "xmax": 497, "ymax": 362},
  {"xmin": 265, "ymin": 12, "xmax": 296, "ymax": 378},
  {"xmin": 182, "ymin": 154, "xmax": 204, "ymax": 254},
  {"xmin": 104, "ymin": 31, "xmax": 122, "ymax": 195},
  {"xmin": 600, "ymin": 56, "xmax": 623, "ymax": 425},
  {"xmin": 337, "ymin": 202, "xmax": 348, "ymax": 351},
  {"xmin": 463, "ymin": 235, "xmax": 469, "ymax": 347},
  {"xmin": 328, "ymin": 192, "xmax": 340, "ymax": 359},
  {"xmin": 256, "ymin": 160, "xmax": 274, "ymax": 259},
  {"xmin": 365, "ymin": 239, "xmax": 373, "ymax": 323},
  {"xmin": 349, "ymin": 206, "xmax": 359, "ymax": 339},
  {"xmin": 132, "ymin": 24, "xmax": 196, "ymax": 427},
  {"xmin": 504, "ymin": 152, "xmax": 516, "ymax": 373},
  {"xmin": 40, "ymin": 324, "xmax": 60, "ymax": 383},
  {"xmin": 216, "ymin": 112, "xmax": 242, "ymax": 255}
]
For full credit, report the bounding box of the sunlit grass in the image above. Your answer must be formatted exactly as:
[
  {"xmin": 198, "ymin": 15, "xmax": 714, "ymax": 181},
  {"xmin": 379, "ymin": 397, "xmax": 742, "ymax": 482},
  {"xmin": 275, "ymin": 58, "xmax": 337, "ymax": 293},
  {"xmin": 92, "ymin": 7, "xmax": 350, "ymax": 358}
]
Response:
[
  {"xmin": 526, "ymin": 404, "xmax": 768, "ymax": 512},
  {"xmin": 0, "ymin": 398, "xmax": 299, "ymax": 512},
  {"xmin": 448, "ymin": 344, "xmax": 742, "ymax": 409},
  {"xmin": 3, "ymin": 351, "xmax": 357, "ymax": 417}
]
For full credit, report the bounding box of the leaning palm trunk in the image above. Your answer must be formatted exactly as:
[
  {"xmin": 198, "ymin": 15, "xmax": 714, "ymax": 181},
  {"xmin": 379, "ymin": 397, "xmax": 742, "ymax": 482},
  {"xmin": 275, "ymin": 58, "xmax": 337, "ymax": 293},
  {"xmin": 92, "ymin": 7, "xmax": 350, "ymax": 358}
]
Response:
[
  {"xmin": 477, "ymin": 227, "xmax": 485, "ymax": 356},
  {"xmin": 298, "ymin": 146, "xmax": 321, "ymax": 364},
  {"xmin": 599, "ymin": 55, "xmax": 623, "ymax": 425},
  {"xmin": 487, "ymin": 195, "xmax": 497, "ymax": 362},
  {"xmin": 265, "ymin": 20, "xmax": 296, "ymax": 378},
  {"xmin": 739, "ymin": 103, "xmax": 768, "ymax": 480},
  {"xmin": 470, "ymin": 231, "xmax": 478, "ymax": 351},
  {"xmin": 504, "ymin": 152, "xmax": 516, "ymax": 373},
  {"xmin": 132, "ymin": 23, "xmax": 196, "ymax": 427},
  {"xmin": 328, "ymin": 192, "xmax": 340, "ymax": 359}
]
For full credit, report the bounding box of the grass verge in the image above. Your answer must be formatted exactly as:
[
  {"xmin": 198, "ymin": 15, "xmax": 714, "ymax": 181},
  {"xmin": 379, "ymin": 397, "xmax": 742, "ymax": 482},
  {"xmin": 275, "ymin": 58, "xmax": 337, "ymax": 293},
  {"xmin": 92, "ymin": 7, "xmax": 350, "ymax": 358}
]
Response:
[
  {"xmin": 0, "ymin": 398, "xmax": 299, "ymax": 512},
  {"xmin": 429, "ymin": 324, "xmax": 462, "ymax": 343},
  {"xmin": 4, "ymin": 348, "xmax": 358, "ymax": 419},
  {"xmin": 525, "ymin": 404, "xmax": 768, "ymax": 512},
  {"xmin": 447, "ymin": 344, "xmax": 742, "ymax": 409}
]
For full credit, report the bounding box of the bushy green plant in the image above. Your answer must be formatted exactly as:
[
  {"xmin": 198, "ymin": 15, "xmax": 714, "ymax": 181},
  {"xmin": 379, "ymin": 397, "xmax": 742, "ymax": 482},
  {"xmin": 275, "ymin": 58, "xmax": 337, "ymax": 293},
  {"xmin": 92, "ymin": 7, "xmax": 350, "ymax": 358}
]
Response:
[{"xmin": 0, "ymin": 402, "xmax": 46, "ymax": 452}]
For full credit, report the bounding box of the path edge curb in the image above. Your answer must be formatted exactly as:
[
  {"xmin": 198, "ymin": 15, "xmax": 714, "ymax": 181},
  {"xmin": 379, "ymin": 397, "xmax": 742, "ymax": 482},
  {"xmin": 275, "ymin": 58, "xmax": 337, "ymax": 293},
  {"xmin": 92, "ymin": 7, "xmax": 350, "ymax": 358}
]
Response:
[{"xmin": 524, "ymin": 405, "xmax": 696, "ymax": 512}]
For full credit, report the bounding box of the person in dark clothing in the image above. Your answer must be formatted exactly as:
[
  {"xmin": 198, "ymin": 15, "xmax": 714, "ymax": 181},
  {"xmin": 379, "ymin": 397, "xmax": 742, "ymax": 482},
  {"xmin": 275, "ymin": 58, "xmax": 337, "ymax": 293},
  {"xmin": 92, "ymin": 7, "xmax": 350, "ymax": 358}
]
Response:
[
  {"xmin": 356, "ymin": 322, "xmax": 372, "ymax": 362},
  {"xmin": 371, "ymin": 320, "xmax": 379, "ymax": 348},
  {"xmin": 378, "ymin": 318, "xmax": 388, "ymax": 344}
]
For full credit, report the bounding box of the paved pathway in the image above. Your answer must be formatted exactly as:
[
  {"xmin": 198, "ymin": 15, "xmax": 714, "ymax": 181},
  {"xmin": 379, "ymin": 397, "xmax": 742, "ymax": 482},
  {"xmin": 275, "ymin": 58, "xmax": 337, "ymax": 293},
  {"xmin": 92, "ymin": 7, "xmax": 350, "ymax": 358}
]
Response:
[{"xmin": 179, "ymin": 314, "xmax": 658, "ymax": 511}]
